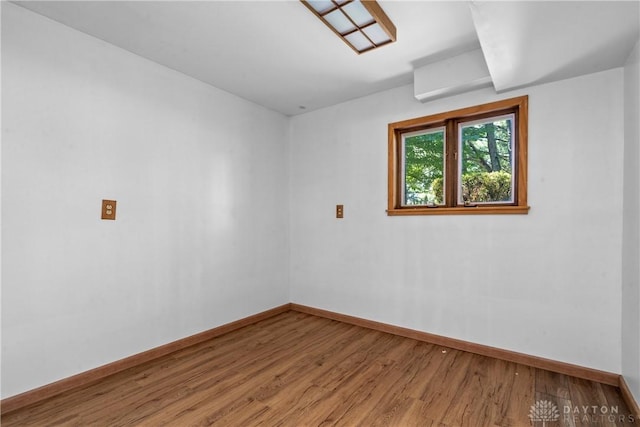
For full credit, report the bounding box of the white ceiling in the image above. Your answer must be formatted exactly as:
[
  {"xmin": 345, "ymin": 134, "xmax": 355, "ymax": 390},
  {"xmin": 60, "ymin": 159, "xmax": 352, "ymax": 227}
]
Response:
[{"xmin": 12, "ymin": 1, "xmax": 640, "ymax": 116}]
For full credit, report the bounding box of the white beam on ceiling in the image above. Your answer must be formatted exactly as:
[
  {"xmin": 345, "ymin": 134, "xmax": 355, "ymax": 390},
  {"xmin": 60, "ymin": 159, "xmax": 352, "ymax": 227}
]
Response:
[{"xmin": 413, "ymin": 48, "xmax": 492, "ymax": 103}]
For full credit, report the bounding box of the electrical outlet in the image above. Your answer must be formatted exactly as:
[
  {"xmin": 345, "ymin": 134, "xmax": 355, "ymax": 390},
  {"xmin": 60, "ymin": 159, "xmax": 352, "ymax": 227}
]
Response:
[
  {"xmin": 101, "ymin": 200, "xmax": 117, "ymax": 220},
  {"xmin": 336, "ymin": 204, "xmax": 344, "ymax": 219}
]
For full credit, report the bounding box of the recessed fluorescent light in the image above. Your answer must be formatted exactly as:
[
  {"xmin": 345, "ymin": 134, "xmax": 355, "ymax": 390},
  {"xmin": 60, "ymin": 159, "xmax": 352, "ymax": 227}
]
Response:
[{"xmin": 300, "ymin": 0, "xmax": 396, "ymax": 54}]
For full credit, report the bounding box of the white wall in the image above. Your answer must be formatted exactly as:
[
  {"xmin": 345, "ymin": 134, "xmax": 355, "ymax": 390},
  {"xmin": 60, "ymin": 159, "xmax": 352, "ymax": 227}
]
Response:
[
  {"xmin": 1, "ymin": 3, "xmax": 289, "ymax": 398},
  {"xmin": 622, "ymin": 39, "xmax": 640, "ymax": 402},
  {"xmin": 289, "ymin": 69, "xmax": 624, "ymax": 373}
]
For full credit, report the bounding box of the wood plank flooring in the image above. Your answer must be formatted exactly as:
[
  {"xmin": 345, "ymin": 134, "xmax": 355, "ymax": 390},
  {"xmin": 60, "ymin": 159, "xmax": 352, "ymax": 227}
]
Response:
[{"xmin": 2, "ymin": 311, "xmax": 635, "ymax": 426}]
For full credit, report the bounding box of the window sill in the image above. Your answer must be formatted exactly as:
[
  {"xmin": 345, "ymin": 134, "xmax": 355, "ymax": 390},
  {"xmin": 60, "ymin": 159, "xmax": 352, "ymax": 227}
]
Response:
[{"xmin": 386, "ymin": 206, "xmax": 530, "ymax": 216}]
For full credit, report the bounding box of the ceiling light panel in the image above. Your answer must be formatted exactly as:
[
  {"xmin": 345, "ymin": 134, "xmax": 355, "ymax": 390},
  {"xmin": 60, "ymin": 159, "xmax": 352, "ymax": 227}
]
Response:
[
  {"xmin": 342, "ymin": 1, "xmax": 374, "ymax": 27},
  {"xmin": 307, "ymin": 0, "xmax": 334, "ymax": 13},
  {"xmin": 345, "ymin": 31, "xmax": 373, "ymax": 51},
  {"xmin": 325, "ymin": 9, "xmax": 356, "ymax": 34},
  {"xmin": 362, "ymin": 23, "xmax": 389, "ymax": 45},
  {"xmin": 301, "ymin": 0, "xmax": 396, "ymax": 54}
]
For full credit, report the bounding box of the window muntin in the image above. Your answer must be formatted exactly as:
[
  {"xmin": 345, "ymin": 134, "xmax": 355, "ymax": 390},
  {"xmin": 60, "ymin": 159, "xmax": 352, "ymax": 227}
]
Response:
[
  {"xmin": 387, "ymin": 96, "xmax": 528, "ymax": 215},
  {"xmin": 457, "ymin": 114, "xmax": 515, "ymax": 205}
]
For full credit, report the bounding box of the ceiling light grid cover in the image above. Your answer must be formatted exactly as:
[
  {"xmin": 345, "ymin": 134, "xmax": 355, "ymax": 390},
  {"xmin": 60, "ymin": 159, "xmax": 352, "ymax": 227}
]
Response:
[{"xmin": 301, "ymin": 0, "xmax": 396, "ymax": 54}]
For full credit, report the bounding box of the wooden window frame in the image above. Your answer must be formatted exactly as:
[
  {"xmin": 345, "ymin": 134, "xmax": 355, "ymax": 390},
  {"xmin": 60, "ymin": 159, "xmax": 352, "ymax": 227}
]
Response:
[{"xmin": 387, "ymin": 95, "xmax": 530, "ymax": 216}]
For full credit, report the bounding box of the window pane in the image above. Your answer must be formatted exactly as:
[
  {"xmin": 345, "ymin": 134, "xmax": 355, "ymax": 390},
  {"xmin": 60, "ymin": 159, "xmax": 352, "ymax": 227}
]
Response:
[
  {"xmin": 402, "ymin": 128, "xmax": 445, "ymax": 206},
  {"xmin": 458, "ymin": 115, "xmax": 515, "ymax": 204}
]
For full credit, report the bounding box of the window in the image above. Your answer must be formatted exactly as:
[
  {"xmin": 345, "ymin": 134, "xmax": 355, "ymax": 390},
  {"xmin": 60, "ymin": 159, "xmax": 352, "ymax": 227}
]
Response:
[{"xmin": 388, "ymin": 95, "xmax": 529, "ymax": 215}]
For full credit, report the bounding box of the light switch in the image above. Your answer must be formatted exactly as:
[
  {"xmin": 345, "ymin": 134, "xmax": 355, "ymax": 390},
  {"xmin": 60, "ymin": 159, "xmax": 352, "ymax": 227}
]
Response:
[
  {"xmin": 101, "ymin": 200, "xmax": 117, "ymax": 220},
  {"xmin": 336, "ymin": 204, "xmax": 344, "ymax": 219}
]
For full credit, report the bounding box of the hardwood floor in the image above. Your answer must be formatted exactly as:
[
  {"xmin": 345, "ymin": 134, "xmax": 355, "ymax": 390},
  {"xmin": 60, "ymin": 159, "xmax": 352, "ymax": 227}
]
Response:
[{"xmin": 2, "ymin": 311, "xmax": 634, "ymax": 426}]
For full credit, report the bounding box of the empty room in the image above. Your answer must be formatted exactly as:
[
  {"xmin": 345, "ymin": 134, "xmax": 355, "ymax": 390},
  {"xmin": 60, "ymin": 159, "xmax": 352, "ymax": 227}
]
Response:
[{"xmin": 1, "ymin": 0, "xmax": 639, "ymax": 425}]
